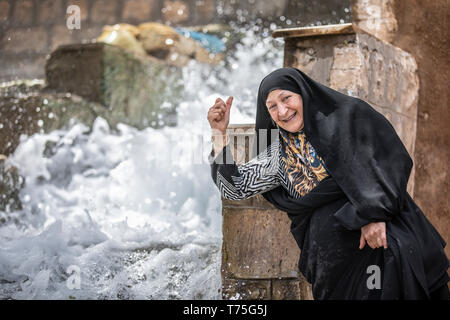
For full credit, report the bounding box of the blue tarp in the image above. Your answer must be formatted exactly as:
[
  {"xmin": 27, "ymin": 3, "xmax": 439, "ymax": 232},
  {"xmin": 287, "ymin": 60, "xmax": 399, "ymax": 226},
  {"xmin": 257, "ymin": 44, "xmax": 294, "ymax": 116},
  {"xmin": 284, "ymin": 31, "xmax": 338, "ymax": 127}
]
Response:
[{"xmin": 174, "ymin": 28, "xmax": 226, "ymax": 54}]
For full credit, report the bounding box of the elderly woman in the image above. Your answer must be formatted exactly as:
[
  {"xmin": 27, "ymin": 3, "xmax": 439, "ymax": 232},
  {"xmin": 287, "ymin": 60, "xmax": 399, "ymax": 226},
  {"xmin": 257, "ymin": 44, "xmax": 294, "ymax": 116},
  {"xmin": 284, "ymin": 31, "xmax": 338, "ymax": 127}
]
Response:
[{"xmin": 207, "ymin": 67, "xmax": 449, "ymax": 300}]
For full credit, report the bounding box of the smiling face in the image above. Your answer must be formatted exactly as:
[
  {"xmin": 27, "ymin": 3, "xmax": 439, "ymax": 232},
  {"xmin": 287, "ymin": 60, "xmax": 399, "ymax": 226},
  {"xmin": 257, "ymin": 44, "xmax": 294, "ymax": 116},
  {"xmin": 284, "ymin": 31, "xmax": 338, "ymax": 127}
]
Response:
[{"xmin": 266, "ymin": 89, "xmax": 304, "ymax": 133}]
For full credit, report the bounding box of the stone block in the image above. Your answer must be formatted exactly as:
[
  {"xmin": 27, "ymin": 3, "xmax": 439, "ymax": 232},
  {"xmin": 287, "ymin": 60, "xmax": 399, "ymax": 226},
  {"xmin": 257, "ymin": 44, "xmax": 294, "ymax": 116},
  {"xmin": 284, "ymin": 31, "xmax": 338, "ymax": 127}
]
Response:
[
  {"xmin": 357, "ymin": 32, "xmax": 419, "ymax": 119},
  {"xmin": 0, "ymin": 80, "xmax": 103, "ymax": 156},
  {"xmin": 11, "ymin": 0, "xmax": 34, "ymax": 26},
  {"xmin": 222, "ymin": 207, "xmax": 300, "ymax": 279},
  {"xmin": 221, "ymin": 278, "xmax": 271, "ymax": 300},
  {"xmin": 45, "ymin": 42, "xmax": 183, "ymax": 129},
  {"xmin": 90, "ymin": 0, "xmax": 119, "ymax": 25},
  {"xmin": 331, "ymin": 42, "xmax": 363, "ymax": 70},
  {"xmin": 122, "ymin": 0, "xmax": 155, "ymax": 22},
  {"xmin": 0, "ymin": 27, "xmax": 49, "ymax": 54},
  {"xmin": 284, "ymin": 34, "xmax": 356, "ymax": 86},
  {"xmin": 330, "ymin": 68, "xmax": 365, "ymax": 96}
]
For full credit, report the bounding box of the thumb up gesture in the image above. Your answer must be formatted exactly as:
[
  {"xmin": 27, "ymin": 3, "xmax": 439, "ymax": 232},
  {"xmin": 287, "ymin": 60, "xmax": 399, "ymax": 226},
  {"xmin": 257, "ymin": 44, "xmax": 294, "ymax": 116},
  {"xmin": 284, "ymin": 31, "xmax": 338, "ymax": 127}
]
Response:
[{"xmin": 207, "ymin": 96, "xmax": 233, "ymax": 134}]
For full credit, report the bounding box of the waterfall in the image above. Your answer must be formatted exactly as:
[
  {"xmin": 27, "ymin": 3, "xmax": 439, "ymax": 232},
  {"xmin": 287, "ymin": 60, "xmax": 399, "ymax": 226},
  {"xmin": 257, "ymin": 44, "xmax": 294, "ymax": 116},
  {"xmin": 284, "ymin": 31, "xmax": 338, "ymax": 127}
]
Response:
[{"xmin": 0, "ymin": 28, "xmax": 283, "ymax": 300}]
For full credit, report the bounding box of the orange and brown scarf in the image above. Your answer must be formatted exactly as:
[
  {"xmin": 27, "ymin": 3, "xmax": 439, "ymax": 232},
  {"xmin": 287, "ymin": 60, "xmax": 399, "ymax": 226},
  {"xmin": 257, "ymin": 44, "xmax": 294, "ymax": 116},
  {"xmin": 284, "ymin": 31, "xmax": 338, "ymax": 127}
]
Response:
[{"xmin": 279, "ymin": 128, "xmax": 329, "ymax": 197}]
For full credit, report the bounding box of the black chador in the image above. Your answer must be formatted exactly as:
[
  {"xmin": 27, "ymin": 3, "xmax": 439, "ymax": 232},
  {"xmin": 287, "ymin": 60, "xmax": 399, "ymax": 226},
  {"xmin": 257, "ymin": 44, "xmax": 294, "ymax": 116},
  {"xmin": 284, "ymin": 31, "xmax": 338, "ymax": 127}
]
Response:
[{"xmin": 251, "ymin": 67, "xmax": 450, "ymax": 299}]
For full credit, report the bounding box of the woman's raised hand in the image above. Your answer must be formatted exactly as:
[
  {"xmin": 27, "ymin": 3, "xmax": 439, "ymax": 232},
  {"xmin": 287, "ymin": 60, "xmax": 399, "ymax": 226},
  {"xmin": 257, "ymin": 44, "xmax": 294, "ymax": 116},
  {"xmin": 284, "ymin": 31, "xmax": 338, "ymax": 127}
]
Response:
[{"xmin": 207, "ymin": 96, "xmax": 233, "ymax": 134}]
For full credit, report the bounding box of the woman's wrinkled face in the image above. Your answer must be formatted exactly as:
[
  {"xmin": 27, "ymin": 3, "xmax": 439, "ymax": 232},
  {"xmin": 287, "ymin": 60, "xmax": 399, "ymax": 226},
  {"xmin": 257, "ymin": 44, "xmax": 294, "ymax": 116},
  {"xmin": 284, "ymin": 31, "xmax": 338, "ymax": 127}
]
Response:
[{"xmin": 266, "ymin": 89, "xmax": 304, "ymax": 133}]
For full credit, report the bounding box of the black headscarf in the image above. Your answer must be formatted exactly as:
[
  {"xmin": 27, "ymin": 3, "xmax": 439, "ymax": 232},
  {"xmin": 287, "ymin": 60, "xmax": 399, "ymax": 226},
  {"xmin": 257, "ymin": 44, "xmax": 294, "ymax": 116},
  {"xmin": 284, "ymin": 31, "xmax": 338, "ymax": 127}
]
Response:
[{"xmin": 255, "ymin": 67, "xmax": 413, "ymax": 225}]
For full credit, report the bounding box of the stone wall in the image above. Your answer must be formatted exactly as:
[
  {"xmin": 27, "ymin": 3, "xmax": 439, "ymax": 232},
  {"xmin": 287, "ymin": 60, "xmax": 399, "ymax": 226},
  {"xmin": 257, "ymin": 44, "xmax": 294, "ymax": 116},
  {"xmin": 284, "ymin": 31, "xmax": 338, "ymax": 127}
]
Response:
[
  {"xmin": 0, "ymin": 0, "xmax": 351, "ymax": 81},
  {"xmin": 391, "ymin": 0, "xmax": 450, "ymax": 258}
]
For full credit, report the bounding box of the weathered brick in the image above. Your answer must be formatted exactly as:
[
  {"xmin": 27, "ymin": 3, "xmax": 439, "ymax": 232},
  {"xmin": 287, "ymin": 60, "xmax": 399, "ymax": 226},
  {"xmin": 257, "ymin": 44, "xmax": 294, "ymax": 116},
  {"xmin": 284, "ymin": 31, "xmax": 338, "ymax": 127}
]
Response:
[
  {"xmin": 0, "ymin": 27, "xmax": 48, "ymax": 54},
  {"xmin": 221, "ymin": 278, "xmax": 271, "ymax": 300},
  {"xmin": 38, "ymin": 0, "xmax": 64, "ymax": 25},
  {"xmin": 122, "ymin": 0, "xmax": 155, "ymax": 21},
  {"xmin": 11, "ymin": 0, "xmax": 34, "ymax": 26},
  {"xmin": 0, "ymin": 0, "xmax": 11, "ymax": 24},
  {"xmin": 90, "ymin": 0, "xmax": 119, "ymax": 24},
  {"xmin": 162, "ymin": 0, "xmax": 189, "ymax": 24},
  {"xmin": 222, "ymin": 207, "xmax": 300, "ymax": 279}
]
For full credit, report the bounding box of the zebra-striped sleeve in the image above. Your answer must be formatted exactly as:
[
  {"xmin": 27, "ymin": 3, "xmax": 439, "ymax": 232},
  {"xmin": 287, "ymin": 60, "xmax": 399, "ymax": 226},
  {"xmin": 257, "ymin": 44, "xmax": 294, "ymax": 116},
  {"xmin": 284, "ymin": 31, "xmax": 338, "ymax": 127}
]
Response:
[{"xmin": 209, "ymin": 141, "xmax": 281, "ymax": 200}]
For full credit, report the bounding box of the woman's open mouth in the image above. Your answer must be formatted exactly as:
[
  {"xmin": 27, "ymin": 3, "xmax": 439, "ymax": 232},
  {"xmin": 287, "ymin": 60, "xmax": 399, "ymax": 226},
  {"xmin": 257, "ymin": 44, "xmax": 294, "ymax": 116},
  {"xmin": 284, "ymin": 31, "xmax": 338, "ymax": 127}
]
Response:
[{"xmin": 282, "ymin": 112, "xmax": 296, "ymax": 122}]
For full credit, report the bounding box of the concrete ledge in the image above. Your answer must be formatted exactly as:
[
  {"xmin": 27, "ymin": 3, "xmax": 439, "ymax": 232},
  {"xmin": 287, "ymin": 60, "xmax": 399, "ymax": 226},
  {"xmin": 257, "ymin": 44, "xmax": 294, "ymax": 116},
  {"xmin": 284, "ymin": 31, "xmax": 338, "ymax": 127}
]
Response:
[{"xmin": 272, "ymin": 23, "xmax": 355, "ymax": 39}]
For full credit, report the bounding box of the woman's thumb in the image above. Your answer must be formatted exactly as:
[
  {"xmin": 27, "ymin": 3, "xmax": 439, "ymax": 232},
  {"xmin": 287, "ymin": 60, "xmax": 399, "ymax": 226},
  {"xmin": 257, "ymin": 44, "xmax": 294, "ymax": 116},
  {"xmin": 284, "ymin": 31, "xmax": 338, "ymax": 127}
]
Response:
[
  {"xmin": 226, "ymin": 96, "xmax": 233, "ymax": 109},
  {"xmin": 359, "ymin": 233, "xmax": 366, "ymax": 250}
]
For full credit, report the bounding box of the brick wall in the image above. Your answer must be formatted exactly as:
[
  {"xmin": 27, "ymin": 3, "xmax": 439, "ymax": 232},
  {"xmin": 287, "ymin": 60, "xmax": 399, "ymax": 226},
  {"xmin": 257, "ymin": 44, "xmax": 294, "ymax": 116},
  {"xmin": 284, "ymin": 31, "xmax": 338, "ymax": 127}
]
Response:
[{"xmin": 0, "ymin": 0, "xmax": 351, "ymax": 81}]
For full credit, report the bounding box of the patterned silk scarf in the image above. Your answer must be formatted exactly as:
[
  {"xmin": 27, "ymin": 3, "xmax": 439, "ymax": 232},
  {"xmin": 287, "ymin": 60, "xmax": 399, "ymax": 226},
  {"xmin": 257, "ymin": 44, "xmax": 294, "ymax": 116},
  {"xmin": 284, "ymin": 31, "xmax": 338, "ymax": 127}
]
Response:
[{"xmin": 279, "ymin": 128, "xmax": 329, "ymax": 197}]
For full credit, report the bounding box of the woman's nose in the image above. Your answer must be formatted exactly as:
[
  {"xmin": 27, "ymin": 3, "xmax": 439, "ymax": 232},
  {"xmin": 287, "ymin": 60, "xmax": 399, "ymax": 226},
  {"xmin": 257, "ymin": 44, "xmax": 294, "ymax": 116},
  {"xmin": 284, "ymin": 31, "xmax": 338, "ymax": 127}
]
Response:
[{"xmin": 278, "ymin": 103, "xmax": 288, "ymax": 117}]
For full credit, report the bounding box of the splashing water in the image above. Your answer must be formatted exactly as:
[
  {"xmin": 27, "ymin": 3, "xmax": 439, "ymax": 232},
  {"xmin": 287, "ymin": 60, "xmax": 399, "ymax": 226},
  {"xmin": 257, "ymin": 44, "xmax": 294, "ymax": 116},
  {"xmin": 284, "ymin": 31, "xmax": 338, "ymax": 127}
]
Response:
[{"xmin": 0, "ymin": 29, "xmax": 283, "ymax": 300}]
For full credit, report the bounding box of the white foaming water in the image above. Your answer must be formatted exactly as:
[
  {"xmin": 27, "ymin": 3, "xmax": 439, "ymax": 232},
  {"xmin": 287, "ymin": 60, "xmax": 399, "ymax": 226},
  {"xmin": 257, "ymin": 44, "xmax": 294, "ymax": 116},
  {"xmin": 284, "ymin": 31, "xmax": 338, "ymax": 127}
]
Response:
[{"xmin": 0, "ymin": 30, "xmax": 283, "ymax": 299}]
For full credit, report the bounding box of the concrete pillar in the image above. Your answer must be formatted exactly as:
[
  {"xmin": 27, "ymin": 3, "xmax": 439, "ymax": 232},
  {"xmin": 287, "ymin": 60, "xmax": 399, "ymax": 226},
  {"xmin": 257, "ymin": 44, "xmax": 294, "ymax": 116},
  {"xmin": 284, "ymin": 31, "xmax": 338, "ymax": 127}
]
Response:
[{"xmin": 221, "ymin": 23, "xmax": 419, "ymax": 300}]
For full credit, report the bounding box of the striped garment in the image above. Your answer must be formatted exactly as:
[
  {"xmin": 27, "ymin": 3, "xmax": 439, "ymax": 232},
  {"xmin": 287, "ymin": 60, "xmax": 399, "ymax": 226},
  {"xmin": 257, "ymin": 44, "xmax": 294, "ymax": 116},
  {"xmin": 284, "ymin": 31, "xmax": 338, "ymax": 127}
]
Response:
[{"xmin": 209, "ymin": 130, "xmax": 330, "ymax": 200}]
